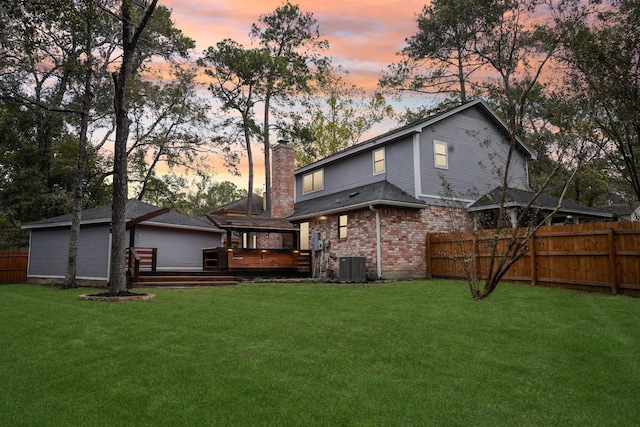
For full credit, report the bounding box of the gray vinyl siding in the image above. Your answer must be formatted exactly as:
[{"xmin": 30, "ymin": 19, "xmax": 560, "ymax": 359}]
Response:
[
  {"xmin": 296, "ymin": 151, "xmax": 384, "ymax": 202},
  {"xmin": 295, "ymin": 135, "xmax": 417, "ymax": 202},
  {"xmin": 418, "ymin": 111, "xmax": 529, "ymax": 202},
  {"xmin": 134, "ymin": 226, "xmax": 222, "ymax": 270},
  {"xmin": 294, "ymin": 102, "xmax": 531, "ymax": 207},
  {"xmin": 385, "ymin": 136, "xmax": 416, "ymax": 196},
  {"xmin": 28, "ymin": 224, "xmax": 110, "ymax": 279}
]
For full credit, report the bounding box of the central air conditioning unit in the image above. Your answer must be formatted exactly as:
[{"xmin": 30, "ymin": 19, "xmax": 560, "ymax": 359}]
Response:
[{"xmin": 339, "ymin": 257, "xmax": 366, "ymax": 282}]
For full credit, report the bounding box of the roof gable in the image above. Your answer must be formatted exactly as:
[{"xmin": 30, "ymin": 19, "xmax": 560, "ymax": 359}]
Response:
[
  {"xmin": 207, "ymin": 194, "xmax": 265, "ymax": 216},
  {"xmin": 295, "ymin": 99, "xmax": 536, "ymax": 176},
  {"xmin": 23, "ymin": 199, "xmax": 223, "ymax": 232}
]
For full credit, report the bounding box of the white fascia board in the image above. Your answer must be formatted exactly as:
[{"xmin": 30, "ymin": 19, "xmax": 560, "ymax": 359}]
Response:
[
  {"xmin": 142, "ymin": 221, "xmax": 225, "ymax": 234},
  {"xmin": 287, "ymin": 200, "xmax": 427, "ymax": 222},
  {"xmin": 467, "ymin": 202, "xmax": 613, "ymax": 218},
  {"xmin": 467, "ymin": 202, "xmax": 524, "ymax": 212},
  {"xmin": 22, "ymin": 218, "xmax": 110, "ymax": 229}
]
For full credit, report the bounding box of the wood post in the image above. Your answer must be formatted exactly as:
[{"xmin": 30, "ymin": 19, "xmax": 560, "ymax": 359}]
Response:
[
  {"xmin": 608, "ymin": 227, "xmax": 618, "ymax": 295},
  {"xmin": 151, "ymin": 248, "xmax": 158, "ymax": 272},
  {"xmin": 425, "ymin": 234, "xmax": 432, "ymax": 279}
]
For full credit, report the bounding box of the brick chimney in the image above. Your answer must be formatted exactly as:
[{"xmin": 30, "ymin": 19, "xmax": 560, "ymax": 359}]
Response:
[{"xmin": 271, "ymin": 140, "xmax": 295, "ymax": 218}]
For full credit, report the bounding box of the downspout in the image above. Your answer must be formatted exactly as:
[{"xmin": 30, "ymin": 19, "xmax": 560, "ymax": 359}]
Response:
[{"xmin": 369, "ymin": 205, "xmax": 382, "ymax": 279}]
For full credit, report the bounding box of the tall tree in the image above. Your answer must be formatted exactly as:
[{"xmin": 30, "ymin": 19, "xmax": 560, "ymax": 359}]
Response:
[
  {"xmin": 182, "ymin": 178, "xmax": 243, "ymax": 215},
  {"xmin": 106, "ymin": 1, "xmax": 194, "ymax": 294},
  {"xmin": 291, "ymin": 66, "xmax": 394, "ymax": 166},
  {"xmin": 380, "ymin": 0, "xmax": 505, "ymax": 102},
  {"xmin": 555, "ymin": 0, "xmax": 640, "ymax": 204},
  {"xmin": 1, "ymin": 0, "xmax": 113, "ymax": 257},
  {"xmin": 126, "ymin": 65, "xmax": 212, "ymax": 202},
  {"xmin": 108, "ymin": 0, "xmax": 159, "ymax": 295},
  {"xmin": 199, "ymin": 39, "xmax": 270, "ymax": 217},
  {"xmin": 0, "ymin": 0, "xmax": 86, "ymax": 219},
  {"xmin": 249, "ymin": 1, "xmax": 329, "ymax": 209},
  {"xmin": 62, "ymin": 0, "xmax": 97, "ymax": 289}
]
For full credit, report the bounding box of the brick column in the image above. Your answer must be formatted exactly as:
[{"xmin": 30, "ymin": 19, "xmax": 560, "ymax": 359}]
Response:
[{"xmin": 271, "ymin": 141, "xmax": 295, "ymax": 218}]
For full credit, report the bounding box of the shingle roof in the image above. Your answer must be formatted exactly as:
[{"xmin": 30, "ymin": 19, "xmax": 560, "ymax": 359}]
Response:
[
  {"xmin": 207, "ymin": 194, "xmax": 265, "ymax": 215},
  {"xmin": 147, "ymin": 211, "xmax": 222, "ymax": 231},
  {"xmin": 288, "ymin": 180, "xmax": 426, "ymax": 221},
  {"xmin": 207, "ymin": 214, "xmax": 298, "ymax": 232},
  {"xmin": 23, "ymin": 199, "xmax": 223, "ymax": 232},
  {"xmin": 468, "ymin": 187, "xmax": 613, "ymax": 218}
]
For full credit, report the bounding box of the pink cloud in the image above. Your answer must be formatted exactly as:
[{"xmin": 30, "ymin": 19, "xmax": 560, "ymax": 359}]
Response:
[
  {"xmin": 160, "ymin": 1, "xmax": 430, "ymax": 185},
  {"xmin": 163, "ymin": 0, "xmax": 427, "ymax": 89}
]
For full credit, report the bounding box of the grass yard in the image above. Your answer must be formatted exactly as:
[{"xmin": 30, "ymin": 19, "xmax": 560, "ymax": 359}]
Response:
[{"xmin": 1, "ymin": 280, "xmax": 639, "ymax": 426}]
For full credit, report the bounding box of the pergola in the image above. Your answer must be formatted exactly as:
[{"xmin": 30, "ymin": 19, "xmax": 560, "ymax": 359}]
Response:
[{"xmin": 206, "ymin": 214, "xmax": 300, "ymax": 249}]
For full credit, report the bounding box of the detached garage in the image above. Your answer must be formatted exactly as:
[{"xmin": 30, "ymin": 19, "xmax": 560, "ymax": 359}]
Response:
[{"xmin": 23, "ymin": 199, "xmax": 224, "ymax": 285}]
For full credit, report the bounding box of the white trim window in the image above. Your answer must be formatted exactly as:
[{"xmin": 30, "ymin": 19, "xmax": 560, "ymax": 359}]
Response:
[
  {"xmin": 303, "ymin": 169, "xmax": 324, "ymax": 194},
  {"xmin": 434, "ymin": 140, "xmax": 448, "ymax": 169},
  {"xmin": 338, "ymin": 215, "xmax": 348, "ymax": 239},
  {"xmin": 299, "ymin": 222, "xmax": 310, "ymax": 249},
  {"xmin": 373, "ymin": 147, "xmax": 385, "ymax": 175}
]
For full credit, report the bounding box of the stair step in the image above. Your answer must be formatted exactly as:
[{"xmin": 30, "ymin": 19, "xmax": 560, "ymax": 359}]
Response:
[
  {"xmin": 134, "ymin": 280, "xmax": 238, "ymax": 287},
  {"xmin": 132, "ymin": 272, "xmax": 238, "ymax": 287},
  {"xmin": 136, "ymin": 275, "xmax": 235, "ymax": 282}
]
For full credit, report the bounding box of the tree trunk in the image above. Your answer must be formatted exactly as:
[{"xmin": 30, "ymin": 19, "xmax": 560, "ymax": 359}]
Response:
[
  {"xmin": 263, "ymin": 93, "xmax": 272, "ymax": 211},
  {"xmin": 244, "ymin": 122, "xmax": 254, "ymax": 219},
  {"xmin": 109, "ymin": 88, "xmax": 130, "ymax": 294},
  {"xmin": 61, "ymin": 62, "xmax": 94, "ymax": 290},
  {"xmin": 108, "ymin": 0, "xmax": 158, "ymax": 295}
]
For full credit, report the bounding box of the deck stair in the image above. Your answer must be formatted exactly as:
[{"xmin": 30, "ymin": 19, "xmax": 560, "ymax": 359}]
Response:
[{"xmin": 132, "ymin": 271, "xmax": 238, "ymax": 288}]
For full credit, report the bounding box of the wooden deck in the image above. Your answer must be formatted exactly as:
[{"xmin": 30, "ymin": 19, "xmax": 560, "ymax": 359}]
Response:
[
  {"xmin": 203, "ymin": 248, "xmax": 312, "ymax": 277},
  {"xmin": 126, "ymin": 247, "xmax": 311, "ymax": 288},
  {"xmin": 127, "ymin": 247, "xmax": 238, "ymax": 287}
]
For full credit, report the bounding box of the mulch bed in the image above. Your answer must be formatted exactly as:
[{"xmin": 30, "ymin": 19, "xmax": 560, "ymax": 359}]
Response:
[{"xmin": 77, "ymin": 291, "xmax": 155, "ymax": 302}]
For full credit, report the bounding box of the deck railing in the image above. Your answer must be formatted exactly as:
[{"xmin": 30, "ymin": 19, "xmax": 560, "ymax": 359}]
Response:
[
  {"xmin": 203, "ymin": 248, "xmax": 311, "ymax": 276},
  {"xmin": 126, "ymin": 247, "xmax": 157, "ymax": 284}
]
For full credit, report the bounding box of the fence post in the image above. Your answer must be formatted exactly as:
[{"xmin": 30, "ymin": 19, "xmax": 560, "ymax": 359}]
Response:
[
  {"xmin": 425, "ymin": 234, "xmax": 432, "ymax": 279},
  {"xmin": 608, "ymin": 228, "xmax": 618, "ymax": 295},
  {"xmin": 474, "ymin": 233, "xmax": 481, "ymax": 280},
  {"xmin": 529, "ymin": 234, "xmax": 537, "ymax": 286}
]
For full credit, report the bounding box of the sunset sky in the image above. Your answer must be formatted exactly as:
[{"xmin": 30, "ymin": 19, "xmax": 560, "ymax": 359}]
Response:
[
  {"xmin": 160, "ymin": 0, "xmax": 431, "ymax": 189},
  {"xmin": 164, "ymin": 0, "xmax": 428, "ymax": 89}
]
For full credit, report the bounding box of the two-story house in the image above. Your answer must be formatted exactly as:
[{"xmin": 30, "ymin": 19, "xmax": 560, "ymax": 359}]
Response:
[{"xmin": 270, "ymin": 99, "xmax": 610, "ymax": 280}]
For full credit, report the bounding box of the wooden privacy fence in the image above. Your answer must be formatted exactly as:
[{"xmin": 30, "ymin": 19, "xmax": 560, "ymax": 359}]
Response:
[
  {"xmin": 0, "ymin": 252, "xmax": 28, "ymax": 283},
  {"xmin": 426, "ymin": 222, "xmax": 640, "ymax": 297}
]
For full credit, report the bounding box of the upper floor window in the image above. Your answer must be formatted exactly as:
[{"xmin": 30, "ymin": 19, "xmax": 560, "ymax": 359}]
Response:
[
  {"xmin": 338, "ymin": 215, "xmax": 348, "ymax": 239},
  {"xmin": 373, "ymin": 147, "xmax": 385, "ymax": 174},
  {"xmin": 434, "ymin": 140, "xmax": 448, "ymax": 169},
  {"xmin": 303, "ymin": 169, "xmax": 324, "ymax": 194}
]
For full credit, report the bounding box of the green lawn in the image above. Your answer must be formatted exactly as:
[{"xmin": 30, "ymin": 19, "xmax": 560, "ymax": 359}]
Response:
[{"xmin": 1, "ymin": 281, "xmax": 639, "ymax": 426}]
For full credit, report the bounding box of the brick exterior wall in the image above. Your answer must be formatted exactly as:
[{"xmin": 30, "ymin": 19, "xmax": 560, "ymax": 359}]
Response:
[
  {"xmin": 257, "ymin": 141, "xmax": 296, "ymax": 250},
  {"xmin": 305, "ymin": 205, "xmax": 472, "ymax": 280},
  {"xmin": 269, "ymin": 139, "xmax": 473, "ymax": 279},
  {"xmin": 256, "ymin": 232, "xmax": 282, "ymax": 249},
  {"xmin": 271, "ymin": 142, "xmax": 295, "ymax": 218},
  {"xmin": 256, "ymin": 232, "xmax": 294, "ymax": 249}
]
